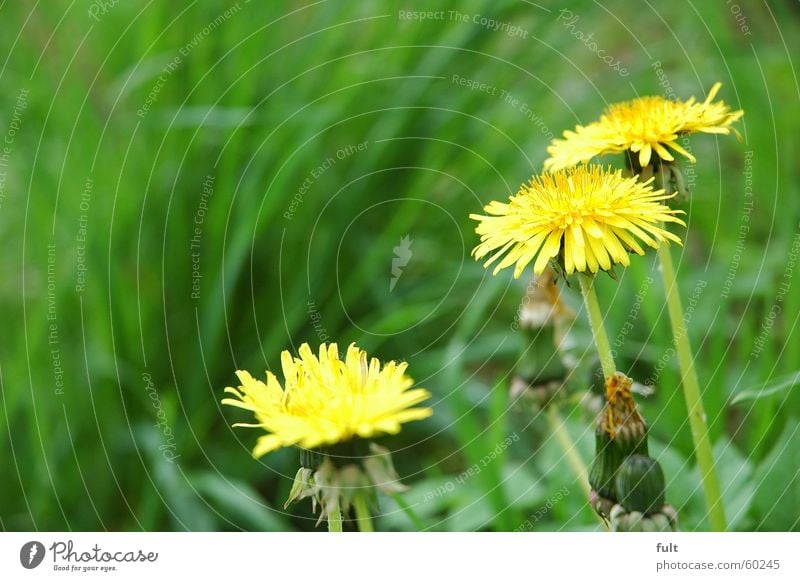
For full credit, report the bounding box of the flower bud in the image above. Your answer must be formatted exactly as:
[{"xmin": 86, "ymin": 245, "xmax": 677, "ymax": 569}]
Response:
[
  {"xmin": 615, "ymin": 454, "xmax": 666, "ymax": 516},
  {"xmin": 600, "ymin": 372, "xmax": 648, "ymax": 455},
  {"xmin": 589, "ymin": 428, "xmax": 624, "ymax": 502}
]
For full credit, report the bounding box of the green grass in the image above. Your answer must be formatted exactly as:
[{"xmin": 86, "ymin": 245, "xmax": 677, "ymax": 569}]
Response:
[{"xmin": 1, "ymin": 0, "xmax": 799, "ymax": 531}]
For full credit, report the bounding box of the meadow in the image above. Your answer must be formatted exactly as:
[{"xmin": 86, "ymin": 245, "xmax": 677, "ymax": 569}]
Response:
[{"xmin": 1, "ymin": 0, "xmax": 798, "ymax": 531}]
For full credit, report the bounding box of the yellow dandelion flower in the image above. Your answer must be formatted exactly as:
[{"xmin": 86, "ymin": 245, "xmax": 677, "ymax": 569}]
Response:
[
  {"xmin": 470, "ymin": 165, "xmax": 685, "ymax": 277},
  {"xmin": 222, "ymin": 343, "xmax": 432, "ymax": 458},
  {"xmin": 544, "ymin": 83, "xmax": 743, "ymax": 170}
]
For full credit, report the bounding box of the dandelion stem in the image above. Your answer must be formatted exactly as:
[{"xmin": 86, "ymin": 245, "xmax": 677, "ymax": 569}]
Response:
[
  {"xmin": 657, "ymin": 242, "xmax": 727, "ymax": 531},
  {"xmin": 353, "ymin": 492, "xmax": 374, "ymax": 532},
  {"xmin": 578, "ymin": 274, "xmax": 616, "ymax": 380},
  {"xmin": 327, "ymin": 505, "xmax": 343, "ymax": 532},
  {"xmin": 389, "ymin": 493, "xmax": 426, "ymax": 531}
]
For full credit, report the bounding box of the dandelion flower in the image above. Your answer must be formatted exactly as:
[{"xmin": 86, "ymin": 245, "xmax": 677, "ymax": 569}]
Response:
[
  {"xmin": 470, "ymin": 165, "xmax": 685, "ymax": 277},
  {"xmin": 544, "ymin": 83, "xmax": 743, "ymax": 170},
  {"xmin": 222, "ymin": 342, "xmax": 432, "ymax": 458}
]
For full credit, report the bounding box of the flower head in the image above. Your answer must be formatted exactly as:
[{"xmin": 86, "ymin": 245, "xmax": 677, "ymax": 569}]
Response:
[
  {"xmin": 470, "ymin": 165, "xmax": 685, "ymax": 277},
  {"xmin": 544, "ymin": 83, "xmax": 743, "ymax": 170},
  {"xmin": 222, "ymin": 343, "xmax": 432, "ymax": 458}
]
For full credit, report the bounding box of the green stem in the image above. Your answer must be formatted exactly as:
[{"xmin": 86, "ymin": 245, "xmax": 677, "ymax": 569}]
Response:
[
  {"xmin": 657, "ymin": 243, "xmax": 727, "ymax": 531},
  {"xmin": 353, "ymin": 492, "xmax": 374, "ymax": 532},
  {"xmin": 327, "ymin": 504, "xmax": 343, "ymax": 532},
  {"xmin": 578, "ymin": 274, "xmax": 616, "ymax": 381},
  {"xmin": 389, "ymin": 493, "xmax": 426, "ymax": 531}
]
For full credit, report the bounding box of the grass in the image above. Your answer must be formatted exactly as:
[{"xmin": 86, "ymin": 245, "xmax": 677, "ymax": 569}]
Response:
[{"xmin": 1, "ymin": 0, "xmax": 799, "ymax": 531}]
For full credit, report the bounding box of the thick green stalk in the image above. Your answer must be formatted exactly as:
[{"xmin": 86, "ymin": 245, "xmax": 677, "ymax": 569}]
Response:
[
  {"xmin": 353, "ymin": 492, "xmax": 374, "ymax": 532},
  {"xmin": 658, "ymin": 243, "xmax": 727, "ymax": 531},
  {"xmin": 578, "ymin": 274, "xmax": 616, "ymax": 381},
  {"xmin": 327, "ymin": 505, "xmax": 343, "ymax": 532},
  {"xmin": 576, "ymin": 274, "xmax": 619, "ymax": 530}
]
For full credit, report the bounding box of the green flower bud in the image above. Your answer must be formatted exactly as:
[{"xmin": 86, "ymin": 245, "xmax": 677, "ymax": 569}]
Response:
[
  {"xmin": 589, "ymin": 428, "xmax": 624, "ymax": 501},
  {"xmin": 600, "ymin": 372, "xmax": 648, "ymax": 455},
  {"xmin": 615, "ymin": 454, "xmax": 666, "ymax": 516}
]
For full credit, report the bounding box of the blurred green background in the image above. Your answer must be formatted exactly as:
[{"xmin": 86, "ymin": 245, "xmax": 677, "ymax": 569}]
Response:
[{"xmin": 1, "ymin": 0, "xmax": 799, "ymax": 532}]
